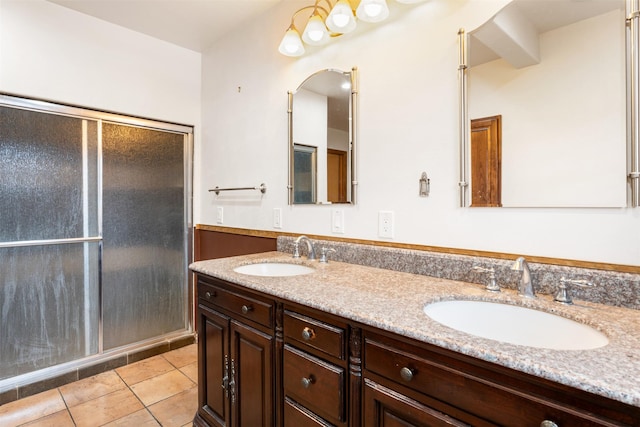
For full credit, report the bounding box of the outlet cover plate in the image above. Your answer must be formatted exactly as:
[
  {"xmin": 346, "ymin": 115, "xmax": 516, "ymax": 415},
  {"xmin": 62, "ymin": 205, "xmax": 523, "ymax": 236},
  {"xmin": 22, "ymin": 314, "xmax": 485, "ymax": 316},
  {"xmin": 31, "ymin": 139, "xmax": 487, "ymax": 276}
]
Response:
[
  {"xmin": 332, "ymin": 209, "xmax": 345, "ymax": 234},
  {"xmin": 273, "ymin": 208, "xmax": 282, "ymax": 229},
  {"xmin": 216, "ymin": 207, "xmax": 224, "ymax": 224},
  {"xmin": 378, "ymin": 211, "xmax": 394, "ymax": 238}
]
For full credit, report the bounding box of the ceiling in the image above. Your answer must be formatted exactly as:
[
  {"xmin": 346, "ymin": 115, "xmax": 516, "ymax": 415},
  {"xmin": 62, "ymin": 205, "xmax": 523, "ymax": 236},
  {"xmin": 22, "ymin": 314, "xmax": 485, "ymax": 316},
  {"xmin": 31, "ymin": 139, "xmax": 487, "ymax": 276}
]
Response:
[{"xmin": 46, "ymin": 0, "xmax": 289, "ymax": 52}]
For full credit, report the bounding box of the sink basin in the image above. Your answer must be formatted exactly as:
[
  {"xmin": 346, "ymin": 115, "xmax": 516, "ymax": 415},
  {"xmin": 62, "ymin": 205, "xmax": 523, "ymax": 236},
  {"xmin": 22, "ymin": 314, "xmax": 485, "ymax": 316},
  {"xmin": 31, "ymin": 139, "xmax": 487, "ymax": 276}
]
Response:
[
  {"xmin": 423, "ymin": 300, "xmax": 608, "ymax": 350},
  {"xmin": 233, "ymin": 262, "xmax": 315, "ymax": 277}
]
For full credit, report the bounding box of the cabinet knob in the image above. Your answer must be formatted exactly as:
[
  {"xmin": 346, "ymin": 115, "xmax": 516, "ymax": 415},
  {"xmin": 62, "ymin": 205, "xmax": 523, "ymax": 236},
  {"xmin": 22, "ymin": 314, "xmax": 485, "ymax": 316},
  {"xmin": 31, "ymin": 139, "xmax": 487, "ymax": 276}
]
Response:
[
  {"xmin": 301, "ymin": 327, "xmax": 316, "ymax": 341},
  {"xmin": 540, "ymin": 421, "xmax": 558, "ymax": 427},
  {"xmin": 301, "ymin": 376, "xmax": 314, "ymax": 388},
  {"xmin": 241, "ymin": 305, "xmax": 253, "ymax": 314},
  {"xmin": 205, "ymin": 291, "xmax": 215, "ymax": 299},
  {"xmin": 400, "ymin": 367, "xmax": 415, "ymax": 382}
]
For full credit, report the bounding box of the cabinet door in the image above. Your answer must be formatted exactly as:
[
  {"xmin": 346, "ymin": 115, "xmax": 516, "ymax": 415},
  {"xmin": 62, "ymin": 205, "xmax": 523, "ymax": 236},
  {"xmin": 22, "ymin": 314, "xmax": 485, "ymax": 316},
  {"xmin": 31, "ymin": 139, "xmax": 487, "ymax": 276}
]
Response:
[
  {"xmin": 363, "ymin": 379, "xmax": 471, "ymax": 427},
  {"xmin": 199, "ymin": 304, "xmax": 231, "ymax": 427},
  {"xmin": 230, "ymin": 319, "xmax": 274, "ymax": 427}
]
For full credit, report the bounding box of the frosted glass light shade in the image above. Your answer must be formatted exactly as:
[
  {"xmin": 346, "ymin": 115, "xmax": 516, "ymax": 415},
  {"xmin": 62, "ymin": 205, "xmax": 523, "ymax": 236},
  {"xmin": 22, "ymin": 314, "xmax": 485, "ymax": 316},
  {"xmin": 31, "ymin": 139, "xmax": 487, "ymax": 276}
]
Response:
[
  {"xmin": 302, "ymin": 14, "xmax": 330, "ymax": 45},
  {"xmin": 326, "ymin": 0, "xmax": 357, "ymax": 33},
  {"xmin": 279, "ymin": 28, "xmax": 305, "ymax": 56},
  {"xmin": 356, "ymin": 0, "xmax": 389, "ymax": 22}
]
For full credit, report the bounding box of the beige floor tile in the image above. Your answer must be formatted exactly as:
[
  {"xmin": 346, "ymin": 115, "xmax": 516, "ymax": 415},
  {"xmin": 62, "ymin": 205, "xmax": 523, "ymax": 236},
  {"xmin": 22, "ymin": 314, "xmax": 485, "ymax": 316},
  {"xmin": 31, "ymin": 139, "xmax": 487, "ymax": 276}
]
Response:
[
  {"xmin": 162, "ymin": 344, "xmax": 197, "ymax": 369},
  {"xmin": 102, "ymin": 408, "xmax": 160, "ymax": 426},
  {"xmin": 59, "ymin": 371, "xmax": 126, "ymax": 408},
  {"xmin": 20, "ymin": 409, "xmax": 74, "ymax": 427},
  {"xmin": 68, "ymin": 388, "xmax": 143, "ymax": 427},
  {"xmin": 179, "ymin": 361, "xmax": 198, "ymax": 384},
  {"xmin": 147, "ymin": 387, "xmax": 198, "ymax": 427},
  {"xmin": 116, "ymin": 355, "xmax": 175, "ymax": 386},
  {"xmin": 130, "ymin": 370, "xmax": 196, "ymax": 407},
  {"xmin": 0, "ymin": 389, "xmax": 65, "ymax": 427}
]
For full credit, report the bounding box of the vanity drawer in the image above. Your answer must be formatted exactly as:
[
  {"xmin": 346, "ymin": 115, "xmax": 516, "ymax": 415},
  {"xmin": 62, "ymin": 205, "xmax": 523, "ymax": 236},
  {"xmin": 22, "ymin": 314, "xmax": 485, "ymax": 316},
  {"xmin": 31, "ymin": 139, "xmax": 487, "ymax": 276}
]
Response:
[
  {"xmin": 284, "ymin": 397, "xmax": 333, "ymax": 427},
  {"xmin": 283, "ymin": 344, "xmax": 346, "ymax": 424},
  {"xmin": 197, "ymin": 279, "xmax": 273, "ymax": 328},
  {"xmin": 364, "ymin": 336, "xmax": 449, "ymax": 400},
  {"xmin": 364, "ymin": 333, "xmax": 630, "ymax": 426},
  {"xmin": 284, "ymin": 309, "xmax": 345, "ymax": 359}
]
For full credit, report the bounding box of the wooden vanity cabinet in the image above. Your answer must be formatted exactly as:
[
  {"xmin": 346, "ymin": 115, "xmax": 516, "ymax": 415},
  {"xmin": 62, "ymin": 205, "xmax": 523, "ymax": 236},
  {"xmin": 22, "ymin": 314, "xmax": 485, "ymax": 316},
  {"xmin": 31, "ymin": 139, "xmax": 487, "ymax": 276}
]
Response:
[
  {"xmin": 362, "ymin": 329, "xmax": 640, "ymax": 427},
  {"xmin": 194, "ymin": 275, "xmax": 275, "ymax": 427},
  {"xmin": 282, "ymin": 305, "xmax": 356, "ymax": 427},
  {"xmin": 193, "ymin": 273, "xmax": 639, "ymax": 427}
]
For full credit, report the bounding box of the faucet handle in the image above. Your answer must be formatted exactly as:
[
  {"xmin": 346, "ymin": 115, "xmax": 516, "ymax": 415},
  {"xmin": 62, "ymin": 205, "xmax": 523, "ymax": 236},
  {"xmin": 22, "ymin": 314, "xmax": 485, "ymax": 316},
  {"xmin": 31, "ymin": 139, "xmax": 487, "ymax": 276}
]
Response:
[
  {"xmin": 292, "ymin": 242, "xmax": 301, "ymax": 258},
  {"xmin": 554, "ymin": 277, "xmax": 594, "ymax": 305},
  {"xmin": 471, "ymin": 266, "xmax": 500, "ymax": 292},
  {"xmin": 319, "ymin": 247, "xmax": 336, "ymax": 263}
]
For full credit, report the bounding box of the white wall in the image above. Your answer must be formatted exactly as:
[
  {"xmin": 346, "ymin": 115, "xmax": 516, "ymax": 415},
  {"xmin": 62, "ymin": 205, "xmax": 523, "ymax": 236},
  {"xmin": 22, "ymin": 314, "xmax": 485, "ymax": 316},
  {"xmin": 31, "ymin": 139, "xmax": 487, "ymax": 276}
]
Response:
[
  {"xmin": 0, "ymin": 0, "xmax": 202, "ymax": 211},
  {"xmin": 200, "ymin": 0, "xmax": 640, "ymax": 267},
  {"xmin": 3, "ymin": 0, "xmax": 635, "ymax": 267},
  {"xmin": 470, "ymin": 9, "xmax": 626, "ymax": 207}
]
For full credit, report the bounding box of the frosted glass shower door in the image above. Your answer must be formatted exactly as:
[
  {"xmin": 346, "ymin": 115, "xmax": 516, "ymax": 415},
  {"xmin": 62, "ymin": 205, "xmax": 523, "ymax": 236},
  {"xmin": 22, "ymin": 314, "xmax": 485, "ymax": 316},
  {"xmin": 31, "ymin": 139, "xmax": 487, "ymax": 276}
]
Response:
[
  {"xmin": 0, "ymin": 106, "xmax": 100, "ymax": 380},
  {"xmin": 101, "ymin": 123, "xmax": 188, "ymax": 350}
]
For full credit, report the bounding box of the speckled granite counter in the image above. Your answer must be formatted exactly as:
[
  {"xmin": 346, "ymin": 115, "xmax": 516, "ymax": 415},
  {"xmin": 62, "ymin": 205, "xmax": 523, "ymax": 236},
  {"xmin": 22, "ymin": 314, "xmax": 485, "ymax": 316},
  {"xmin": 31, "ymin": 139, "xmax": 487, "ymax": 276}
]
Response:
[{"xmin": 190, "ymin": 251, "xmax": 640, "ymax": 408}]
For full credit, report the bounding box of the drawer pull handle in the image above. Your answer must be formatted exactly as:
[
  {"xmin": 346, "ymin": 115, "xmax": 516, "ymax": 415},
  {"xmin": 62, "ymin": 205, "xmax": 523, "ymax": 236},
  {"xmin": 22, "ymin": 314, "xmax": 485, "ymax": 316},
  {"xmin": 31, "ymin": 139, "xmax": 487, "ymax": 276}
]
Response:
[
  {"xmin": 241, "ymin": 305, "xmax": 253, "ymax": 314},
  {"xmin": 540, "ymin": 422, "xmax": 558, "ymax": 427},
  {"xmin": 301, "ymin": 375, "xmax": 315, "ymax": 388},
  {"xmin": 301, "ymin": 327, "xmax": 316, "ymax": 341},
  {"xmin": 205, "ymin": 291, "xmax": 216, "ymax": 299},
  {"xmin": 400, "ymin": 367, "xmax": 415, "ymax": 382}
]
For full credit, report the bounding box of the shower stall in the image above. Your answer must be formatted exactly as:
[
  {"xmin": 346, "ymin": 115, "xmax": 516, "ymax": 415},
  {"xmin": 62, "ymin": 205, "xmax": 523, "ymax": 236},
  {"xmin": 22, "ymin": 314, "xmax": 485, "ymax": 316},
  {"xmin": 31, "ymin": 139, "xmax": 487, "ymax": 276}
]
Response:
[{"xmin": 0, "ymin": 94, "xmax": 193, "ymax": 390}]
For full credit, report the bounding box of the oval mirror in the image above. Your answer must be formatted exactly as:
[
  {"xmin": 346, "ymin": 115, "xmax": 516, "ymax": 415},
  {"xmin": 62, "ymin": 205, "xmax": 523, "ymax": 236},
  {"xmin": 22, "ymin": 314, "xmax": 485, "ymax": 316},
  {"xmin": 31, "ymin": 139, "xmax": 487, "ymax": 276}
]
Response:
[
  {"xmin": 288, "ymin": 67, "xmax": 358, "ymax": 205},
  {"xmin": 460, "ymin": 0, "xmax": 627, "ymax": 208}
]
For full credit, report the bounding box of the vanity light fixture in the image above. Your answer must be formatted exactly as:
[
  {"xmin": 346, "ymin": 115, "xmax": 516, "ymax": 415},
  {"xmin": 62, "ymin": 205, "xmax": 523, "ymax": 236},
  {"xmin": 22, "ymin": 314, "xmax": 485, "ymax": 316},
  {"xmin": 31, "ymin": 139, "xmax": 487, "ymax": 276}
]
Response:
[
  {"xmin": 356, "ymin": 0, "xmax": 390, "ymax": 23},
  {"xmin": 302, "ymin": 1, "xmax": 329, "ymax": 46},
  {"xmin": 326, "ymin": 0, "xmax": 357, "ymax": 33},
  {"xmin": 279, "ymin": 0, "xmax": 427, "ymax": 57}
]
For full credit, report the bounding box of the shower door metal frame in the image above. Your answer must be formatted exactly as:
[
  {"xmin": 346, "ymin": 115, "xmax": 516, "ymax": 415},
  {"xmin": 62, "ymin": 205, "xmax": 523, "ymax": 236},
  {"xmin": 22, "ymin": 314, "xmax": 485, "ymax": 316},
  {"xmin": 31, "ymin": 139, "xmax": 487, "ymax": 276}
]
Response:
[{"xmin": 0, "ymin": 93, "xmax": 194, "ymax": 390}]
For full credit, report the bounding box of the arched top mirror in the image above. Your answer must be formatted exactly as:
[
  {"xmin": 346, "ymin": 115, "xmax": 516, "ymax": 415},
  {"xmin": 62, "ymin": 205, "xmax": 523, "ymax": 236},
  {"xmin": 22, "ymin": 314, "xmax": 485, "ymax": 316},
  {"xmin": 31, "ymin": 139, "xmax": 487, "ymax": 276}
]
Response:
[
  {"xmin": 288, "ymin": 67, "xmax": 358, "ymax": 205},
  {"xmin": 458, "ymin": 0, "xmax": 635, "ymax": 208}
]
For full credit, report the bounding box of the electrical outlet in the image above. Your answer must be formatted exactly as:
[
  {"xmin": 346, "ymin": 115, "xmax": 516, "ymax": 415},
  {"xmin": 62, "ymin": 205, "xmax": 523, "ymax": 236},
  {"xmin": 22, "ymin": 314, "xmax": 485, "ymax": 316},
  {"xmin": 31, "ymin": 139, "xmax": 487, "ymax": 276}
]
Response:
[
  {"xmin": 216, "ymin": 207, "xmax": 224, "ymax": 224},
  {"xmin": 273, "ymin": 208, "xmax": 282, "ymax": 229},
  {"xmin": 378, "ymin": 211, "xmax": 394, "ymax": 238},
  {"xmin": 332, "ymin": 209, "xmax": 345, "ymax": 234}
]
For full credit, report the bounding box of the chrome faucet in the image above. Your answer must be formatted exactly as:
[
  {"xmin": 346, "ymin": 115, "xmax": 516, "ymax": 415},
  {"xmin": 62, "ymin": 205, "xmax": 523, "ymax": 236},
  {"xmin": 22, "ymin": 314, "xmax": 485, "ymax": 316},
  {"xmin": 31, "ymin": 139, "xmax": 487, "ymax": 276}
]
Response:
[
  {"xmin": 293, "ymin": 235, "xmax": 316, "ymax": 260},
  {"xmin": 511, "ymin": 257, "xmax": 535, "ymax": 298}
]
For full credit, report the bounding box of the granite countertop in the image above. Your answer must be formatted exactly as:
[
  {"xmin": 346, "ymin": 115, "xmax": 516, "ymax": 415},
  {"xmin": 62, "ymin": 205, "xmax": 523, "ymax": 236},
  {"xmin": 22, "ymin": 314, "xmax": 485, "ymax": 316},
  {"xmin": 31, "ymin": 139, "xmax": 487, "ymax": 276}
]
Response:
[{"xmin": 190, "ymin": 251, "xmax": 640, "ymax": 408}]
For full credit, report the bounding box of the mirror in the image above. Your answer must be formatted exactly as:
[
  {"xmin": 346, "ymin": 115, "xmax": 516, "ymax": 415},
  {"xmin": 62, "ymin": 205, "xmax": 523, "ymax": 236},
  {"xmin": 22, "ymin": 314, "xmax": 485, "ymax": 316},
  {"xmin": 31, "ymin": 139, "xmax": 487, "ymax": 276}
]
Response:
[
  {"xmin": 288, "ymin": 67, "xmax": 358, "ymax": 205},
  {"xmin": 461, "ymin": 0, "xmax": 628, "ymax": 208}
]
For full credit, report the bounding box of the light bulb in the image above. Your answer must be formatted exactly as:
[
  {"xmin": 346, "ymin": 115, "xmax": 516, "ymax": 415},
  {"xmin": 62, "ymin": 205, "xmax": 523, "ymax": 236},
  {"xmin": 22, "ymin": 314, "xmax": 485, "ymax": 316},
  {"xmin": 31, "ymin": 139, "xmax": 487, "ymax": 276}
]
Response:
[
  {"xmin": 365, "ymin": 4, "xmax": 382, "ymax": 16},
  {"xmin": 302, "ymin": 14, "xmax": 330, "ymax": 45},
  {"xmin": 278, "ymin": 28, "xmax": 305, "ymax": 57},
  {"xmin": 326, "ymin": 0, "xmax": 357, "ymax": 34},
  {"xmin": 356, "ymin": 0, "xmax": 389, "ymax": 23},
  {"xmin": 333, "ymin": 14, "xmax": 349, "ymax": 28}
]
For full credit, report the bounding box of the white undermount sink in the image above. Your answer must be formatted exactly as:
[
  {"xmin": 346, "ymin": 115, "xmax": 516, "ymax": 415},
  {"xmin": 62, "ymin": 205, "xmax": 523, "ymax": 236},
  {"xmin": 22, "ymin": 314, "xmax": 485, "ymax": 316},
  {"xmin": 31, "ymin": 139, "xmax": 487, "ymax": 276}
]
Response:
[
  {"xmin": 423, "ymin": 300, "xmax": 608, "ymax": 350},
  {"xmin": 233, "ymin": 262, "xmax": 315, "ymax": 277}
]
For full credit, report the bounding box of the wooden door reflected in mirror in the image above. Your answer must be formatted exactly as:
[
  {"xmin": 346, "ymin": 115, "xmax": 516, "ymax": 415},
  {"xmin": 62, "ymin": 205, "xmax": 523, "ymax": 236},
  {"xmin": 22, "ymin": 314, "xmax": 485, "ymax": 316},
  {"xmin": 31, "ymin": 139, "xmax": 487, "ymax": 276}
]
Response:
[
  {"xmin": 471, "ymin": 115, "xmax": 502, "ymax": 207},
  {"xmin": 327, "ymin": 149, "xmax": 347, "ymax": 203}
]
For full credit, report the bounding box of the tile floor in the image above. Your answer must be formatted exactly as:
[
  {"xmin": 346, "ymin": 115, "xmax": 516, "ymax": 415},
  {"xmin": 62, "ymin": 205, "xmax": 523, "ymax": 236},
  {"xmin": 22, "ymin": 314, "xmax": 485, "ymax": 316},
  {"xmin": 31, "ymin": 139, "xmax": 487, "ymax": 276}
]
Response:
[{"xmin": 0, "ymin": 344, "xmax": 198, "ymax": 427}]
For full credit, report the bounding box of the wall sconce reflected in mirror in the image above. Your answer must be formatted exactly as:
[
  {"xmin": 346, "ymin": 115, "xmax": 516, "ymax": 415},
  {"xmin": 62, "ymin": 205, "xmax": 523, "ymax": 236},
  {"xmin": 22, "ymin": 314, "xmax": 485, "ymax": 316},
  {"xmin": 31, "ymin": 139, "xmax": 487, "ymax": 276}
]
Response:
[{"xmin": 279, "ymin": 0, "xmax": 428, "ymax": 57}]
